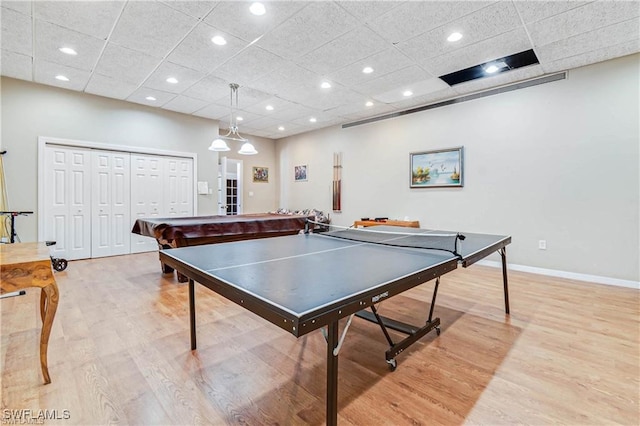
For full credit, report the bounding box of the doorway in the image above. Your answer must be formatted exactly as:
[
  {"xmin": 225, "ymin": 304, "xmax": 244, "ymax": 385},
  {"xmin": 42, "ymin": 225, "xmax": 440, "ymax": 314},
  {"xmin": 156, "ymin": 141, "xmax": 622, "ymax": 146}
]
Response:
[{"xmin": 218, "ymin": 157, "xmax": 243, "ymax": 216}]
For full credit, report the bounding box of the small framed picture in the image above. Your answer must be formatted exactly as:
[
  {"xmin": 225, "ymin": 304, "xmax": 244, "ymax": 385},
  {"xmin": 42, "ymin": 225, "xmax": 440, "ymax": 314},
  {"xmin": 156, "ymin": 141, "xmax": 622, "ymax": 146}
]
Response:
[
  {"xmin": 410, "ymin": 147, "xmax": 463, "ymax": 188},
  {"xmin": 294, "ymin": 165, "xmax": 308, "ymax": 182},
  {"xmin": 252, "ymin": 167, "xmax": 269, "ymax": 183}
]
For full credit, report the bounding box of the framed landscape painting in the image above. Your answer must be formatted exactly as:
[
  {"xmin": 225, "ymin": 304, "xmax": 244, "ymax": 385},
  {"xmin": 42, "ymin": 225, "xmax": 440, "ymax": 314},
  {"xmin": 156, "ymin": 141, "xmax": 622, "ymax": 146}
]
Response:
[
  {"xmin": 410, "ymin": 147, "xmax": 463, "ymax": 188},
  {"xmin": 252, "ymin": 167, "xmax": 269, "ymax": 183}
]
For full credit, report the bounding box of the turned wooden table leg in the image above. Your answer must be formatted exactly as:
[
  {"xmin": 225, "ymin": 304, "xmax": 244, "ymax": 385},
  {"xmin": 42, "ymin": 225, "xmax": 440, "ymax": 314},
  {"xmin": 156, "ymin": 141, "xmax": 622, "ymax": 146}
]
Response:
[{"xmin": 40, "ymin": 283, "xmax": 59, "ymax": 384}]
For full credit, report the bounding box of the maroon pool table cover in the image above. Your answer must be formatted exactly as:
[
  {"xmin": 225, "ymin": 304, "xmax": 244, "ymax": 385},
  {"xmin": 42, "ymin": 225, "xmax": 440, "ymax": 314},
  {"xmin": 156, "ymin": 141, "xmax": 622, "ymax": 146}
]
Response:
[{"xmin": 132, "ymin": 213, "xmax": 313, "ymax": 247}]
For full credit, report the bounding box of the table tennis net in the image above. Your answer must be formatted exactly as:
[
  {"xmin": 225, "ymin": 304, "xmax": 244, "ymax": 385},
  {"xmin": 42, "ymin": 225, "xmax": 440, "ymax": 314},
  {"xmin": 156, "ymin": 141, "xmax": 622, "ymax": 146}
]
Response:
[{"xmin": 306, "ymin": 221, "xmax": 464, "ymax": 258}]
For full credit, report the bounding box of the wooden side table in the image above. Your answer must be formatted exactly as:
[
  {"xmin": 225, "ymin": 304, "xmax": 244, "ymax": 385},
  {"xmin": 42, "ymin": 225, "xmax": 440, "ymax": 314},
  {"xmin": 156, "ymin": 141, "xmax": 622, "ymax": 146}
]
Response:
[
  {"xmin": 353, "ymin": 219, "xmax": 420, "ymax": 228},
  {"xmin": 0, "ymin": 242, "xmax": 59, "ymax": 384}
]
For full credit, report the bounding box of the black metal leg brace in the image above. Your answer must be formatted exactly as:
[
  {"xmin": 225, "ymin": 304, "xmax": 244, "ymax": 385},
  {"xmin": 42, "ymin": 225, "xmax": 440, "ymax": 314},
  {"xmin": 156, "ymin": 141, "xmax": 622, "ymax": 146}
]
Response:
[
  {"xmin": 326, "ymin": 321, "xmax": 339, "ymax": 426},
  {"xmin": 189, "ymin": 279, "xmax": 197, "ymax": 350},
  {"xmin": 499, "ymin": 248, "xmax": 510, "ymax": 314},
  {"xmin": 356, "ymin": 277, "xmax": 442, "ymax": 369}
]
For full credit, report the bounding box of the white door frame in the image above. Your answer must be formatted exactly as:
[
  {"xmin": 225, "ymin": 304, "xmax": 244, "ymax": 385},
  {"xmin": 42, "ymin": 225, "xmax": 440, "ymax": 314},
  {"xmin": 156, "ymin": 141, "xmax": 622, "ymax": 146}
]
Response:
[{"xmin": 37, "ymin": 136, "xmax": 198, "ymax": 241}]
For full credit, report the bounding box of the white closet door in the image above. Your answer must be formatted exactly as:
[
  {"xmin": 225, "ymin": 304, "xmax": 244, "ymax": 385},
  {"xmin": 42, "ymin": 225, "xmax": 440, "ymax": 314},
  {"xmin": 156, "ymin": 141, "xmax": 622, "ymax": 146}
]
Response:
[
  {"xmin": 164, "ymin": 157, "xmax": 193, "ymax": 217},
  {"xmin": 43, "ymin": 145, "xmax": 92, "ymax": 260},
  {"xmin": 91, "ymin": 151, "xmax": 131, "ymax": 258},
  {"xmin": 130, "ymin": 154, "xmax": 163, "ymax": 253}
]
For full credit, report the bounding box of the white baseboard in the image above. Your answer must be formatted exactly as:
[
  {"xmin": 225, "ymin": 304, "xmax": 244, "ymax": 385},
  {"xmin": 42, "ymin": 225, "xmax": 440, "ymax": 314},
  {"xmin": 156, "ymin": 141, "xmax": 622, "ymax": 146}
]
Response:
[{"xmin": 476, "ymin": 260, "xmax": 640, "ymax": 290}]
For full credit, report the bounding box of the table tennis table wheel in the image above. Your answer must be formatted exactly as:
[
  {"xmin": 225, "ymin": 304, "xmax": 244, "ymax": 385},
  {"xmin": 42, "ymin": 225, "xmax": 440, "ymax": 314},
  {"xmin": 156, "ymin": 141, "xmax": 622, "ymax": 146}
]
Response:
[
  {"xmin": 435, "ymin": 326, "xmax": 441, "ymax": 336},
  {"xmin": 52, "ymin": 258, "xmax": 68, "ymax": 272},
  {"xmin": 386, "ymin": 358, "xmax": 397, "ymax": 372}
]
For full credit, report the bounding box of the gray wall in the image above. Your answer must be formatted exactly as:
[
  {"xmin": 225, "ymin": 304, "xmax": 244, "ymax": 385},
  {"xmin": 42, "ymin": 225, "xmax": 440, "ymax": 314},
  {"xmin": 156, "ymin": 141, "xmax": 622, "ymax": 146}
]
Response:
[
  {"xmin": 276, "ymin": 54, "xmax": 640, "ymax": 283},
  {"xmin": 0, "ymin": 77, "xmax": 277, "ymax": 242}
]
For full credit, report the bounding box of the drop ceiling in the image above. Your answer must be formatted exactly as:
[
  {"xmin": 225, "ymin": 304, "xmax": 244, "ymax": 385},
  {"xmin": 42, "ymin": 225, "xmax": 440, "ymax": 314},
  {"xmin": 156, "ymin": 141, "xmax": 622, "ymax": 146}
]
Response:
[{"xmin": 1, "ymin": 1, "xmax": 638, "ymax": 139}]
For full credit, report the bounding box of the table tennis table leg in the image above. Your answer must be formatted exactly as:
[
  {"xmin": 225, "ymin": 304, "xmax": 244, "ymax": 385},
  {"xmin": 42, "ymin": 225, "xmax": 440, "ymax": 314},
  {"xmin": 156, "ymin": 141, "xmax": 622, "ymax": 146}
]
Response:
[
  {"xmin": 500, "ymin": 248, "xmax": 510, "ymax": 314},
  {"xmin": 189, "ymin": 279, "xmax": 197, "ymax": 350},
  {"xmin": 326, "ymin": 320, "xmax": 339, "ymax": 426}
]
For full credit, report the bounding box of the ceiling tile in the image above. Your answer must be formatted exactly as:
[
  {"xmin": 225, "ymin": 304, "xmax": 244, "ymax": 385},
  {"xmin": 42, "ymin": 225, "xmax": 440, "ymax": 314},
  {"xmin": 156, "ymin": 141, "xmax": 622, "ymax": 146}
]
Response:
[
  {"xmin": 297, "ymin": 25, "xmax": 390, "ymax": 76},
  {"xmin": 1, "ymin": 6, "xmax": 32, "ymax": 56},
  {"xmin": 1, "ymin": 49, "xmax": 32, "ymax": 80},
  {"xmin": 127, "ymin": 87, "xmax": 177, "ymax": 107},
  {"xmin": 193, "ymin": 102, "xmax": 231, "ymax": 119},
  {"xmin": 183, "ymin": 74, "xmax": 230, "ymax": 102},
  {"xmin": 354, "ymin": 65, "xmax": 432, "ymax": 97},
  {"xmin": 84, "ymin": 73, "xmax": 138, "ymax": 100},
  {"xmin": 528, "ymin": 1, "xmax": 640, "ymax": 47},
  {"xmin": 337, "ymin": 1, "xmax": 400, "ymax": 22},
  {"xmin": 109, "ymin": 1, "xmax": 198, "ymax": 57},
  {"xmin": 250, "ymin": 61, "xmax": 321, "ymax": 96},
  {"xmin": 373, "ymin": 78, "xmax": 450, "ymax": 103},
  {"xmin": 266, "ymin": 104, "xmax": 321, "ymax": 122},
  {"xmin": 1, "ymin": 1, "xmax": 32, "ymax": 15},
  {"xmin": 34, "ymin": 21, "xmax": 106, "ymax": 71},
  {"xmin": 241, "ymin": 115, "xmax": 282, "ymax": 131},
  {"xmin": 367, "ymin": 1, "xmax": 493, "ymax": 44},
  {"xmin": 328, "ymin": 48, "xmax": 414, "ymax": 87},
  {"xmin": 535, "ymin": 18, "xmax": 640, "ymax": 64},
  {"xmin": 421, "ymin": 28, "xmax": 533, "ymax": 77},
  {"xmin": 94, "ymin": 43, "xmax": 162, "ymax": 85},
  {"xmin": 225, "ymin": 109, "xmax": 266, "ymax": 126},
  {"xmin": 514, "ymin": 1, "xmax": 592, "ymax": 24},
  {"xmin": 542, "ymin": 39, "xmax": 640, "ymax": 74},
  {"xmin": 242, "ymin": 96, "xmax": 300, "ymax": 116},
  {"xmin": 160, "ymin": 0, "xmax": 218, "ymax": 19},
  {"xmin": 256, "ymin": 2, "xmax": 359, "ymax": 60},
  {"xmin": 396, "ymin": 2, "xmax": 522, "ymax": 62},
  {"xmin": 34, "ymin": 59, "xmax": 91, "ymax": 91},
  {"xmin": 34, "ymin": 1, "xmax": 125, "ymax": 40},
  {"xmin": 204, "ymin": 1, "xmax": 305, "ymax": 44},
  {"xmin": 143, "ymin": 61, "xmax": 206, "ymax": 93},
  {"xmin": 213, "ymin": 46, "xmax": 289, "ymax": 87},
  {"xmin": 233, "ymin": 86, "xmax": 274, "ymax": 108},
  {"xmin": 388, "ymin": 87, "xmax": 456, "ymax": 110},
  {"xmin": 162, "ymin": 95, "xmax": 210, "ymax": 114},
  {"xmin": 167, "ymin": 21, "xmax": 248, "ymax": 73}
]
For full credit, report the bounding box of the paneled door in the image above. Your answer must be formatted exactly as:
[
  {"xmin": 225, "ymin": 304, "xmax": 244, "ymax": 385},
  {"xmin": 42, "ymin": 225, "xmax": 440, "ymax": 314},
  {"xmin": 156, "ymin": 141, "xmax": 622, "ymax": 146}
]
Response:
[
  {"xmin": 164, "ymin": 157, "xmax": 193, "ymax": 217},
  {"xmin": 43, "ymin": 145, "xmax": 91, "ymax": 260},
  {"xmin": 130, "ymin": 154, "xmax": 163, "ymax": 253},
  {"xmin": 91, "ymin": 151, "xmax": 131, "ymax": 258}
]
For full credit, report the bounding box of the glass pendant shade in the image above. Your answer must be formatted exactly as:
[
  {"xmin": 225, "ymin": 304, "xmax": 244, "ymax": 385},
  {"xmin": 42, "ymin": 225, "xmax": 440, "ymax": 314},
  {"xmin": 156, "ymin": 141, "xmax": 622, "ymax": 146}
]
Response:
[
  {"xmin": 238, "ymin": 142, "xmax": 258, "ymax": 155},
  {"xmin": 208, "ymin": 138, "xmax": 230, "ymax": 151}
]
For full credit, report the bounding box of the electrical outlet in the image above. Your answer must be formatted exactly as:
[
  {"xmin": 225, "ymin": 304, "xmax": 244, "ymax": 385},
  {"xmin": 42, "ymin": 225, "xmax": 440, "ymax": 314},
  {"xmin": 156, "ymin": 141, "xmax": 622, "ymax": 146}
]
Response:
[{"xmin": 538, "ymin": 240, "xmax": 547, "ymax": 250}]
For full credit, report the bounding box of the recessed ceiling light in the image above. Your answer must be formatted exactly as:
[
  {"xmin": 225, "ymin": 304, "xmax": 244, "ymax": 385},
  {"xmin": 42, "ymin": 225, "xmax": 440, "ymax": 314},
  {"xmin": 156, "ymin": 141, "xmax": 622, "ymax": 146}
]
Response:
[
  {"xmin": 166, "ymin": 77, "xmax": 179, "ymax": 84},
  {"xmin": 59, "ymin": 47, "xmax": 77, "ymax": 55},
  {"xmin": 278, "ymin": 126, "xmax": 285, "ymax": 131},
  {"xmin": 249, "ymin": 2, "xmax": 266, "ymax": 16},
  {"xmin": 309, "ymin": 117, "xmax": 317, "ymax": 123},
  {"xmin": 265, "ymin": 105, "xmax": 274, "ymax": 111},
  {"xmin": 145, "ymin": 96, "xmax": 157, "ymax": 101},
  {"xmin": 447, "ymin": 32, "xmax": 463, "ymax": 42},
  {"xmin": 362, "ymin": 66, "xmax": 374, "ymax": 74},
  {"xmin": 211, "ymin": 36, "xmax": 227, "ymax": 46},
  {"xmin": 484, "ymin": 61, "xmax": 508, "ymax": 74},
  {"xmin": 403, "ymin": 90, "xmax": 413, "ymax": 97},
  {"xmin": 236, "ymin": 116, "xmax": 243, "ymax": 121},
  {"xmin": 55, "ymin": 75, "xmax": 69, "ymax": 81},
  {"xmin": 365, "ymin": 101, "xmax": 373, "ymax": 107},
  {"xmin": 321, "ymin": 81, "xmax": 331, "ymax": 89}
]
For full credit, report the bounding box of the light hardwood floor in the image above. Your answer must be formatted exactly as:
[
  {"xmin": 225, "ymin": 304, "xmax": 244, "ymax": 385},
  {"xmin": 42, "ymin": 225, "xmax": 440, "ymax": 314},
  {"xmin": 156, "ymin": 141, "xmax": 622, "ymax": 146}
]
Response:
[{"xmin": 1, "ymin": 251, "xmax": 638, "ymax": 425}]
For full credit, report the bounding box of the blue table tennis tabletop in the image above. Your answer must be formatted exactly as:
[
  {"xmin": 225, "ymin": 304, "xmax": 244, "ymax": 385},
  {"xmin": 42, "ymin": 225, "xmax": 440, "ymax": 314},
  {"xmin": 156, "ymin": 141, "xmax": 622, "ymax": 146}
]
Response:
[{"xmin": 159, "ymin": 225, "xmax": 511, "ymax": 425}]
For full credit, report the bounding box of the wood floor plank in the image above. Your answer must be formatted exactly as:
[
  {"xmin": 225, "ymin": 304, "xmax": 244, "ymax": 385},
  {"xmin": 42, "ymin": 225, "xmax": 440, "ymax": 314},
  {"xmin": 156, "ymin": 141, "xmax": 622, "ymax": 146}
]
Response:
[{"xmin": 1, "ymin": 251, "xmax": 638, "ymax": 425}]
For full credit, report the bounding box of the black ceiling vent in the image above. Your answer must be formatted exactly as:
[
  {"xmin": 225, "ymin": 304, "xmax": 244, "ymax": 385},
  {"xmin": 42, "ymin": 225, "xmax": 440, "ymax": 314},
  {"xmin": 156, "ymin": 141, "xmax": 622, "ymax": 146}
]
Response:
[{"xmin": 439, "ymin": 49, "xmax": 540, "ymax": 86}]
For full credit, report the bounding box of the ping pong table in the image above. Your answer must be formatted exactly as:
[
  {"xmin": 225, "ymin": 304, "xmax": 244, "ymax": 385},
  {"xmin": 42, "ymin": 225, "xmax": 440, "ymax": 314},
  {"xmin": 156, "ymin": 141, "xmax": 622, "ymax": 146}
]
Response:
[{"xmin": 159, "ymin": 225, "xmax": 511, "ymax": 425}]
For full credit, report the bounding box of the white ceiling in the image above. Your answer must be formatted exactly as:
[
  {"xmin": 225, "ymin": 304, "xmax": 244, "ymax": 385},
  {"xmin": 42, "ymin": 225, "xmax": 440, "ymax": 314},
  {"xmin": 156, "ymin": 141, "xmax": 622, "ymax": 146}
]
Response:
[{"xmin": 1, "ymin": 1, "xmax": 639, "ymax": 139}]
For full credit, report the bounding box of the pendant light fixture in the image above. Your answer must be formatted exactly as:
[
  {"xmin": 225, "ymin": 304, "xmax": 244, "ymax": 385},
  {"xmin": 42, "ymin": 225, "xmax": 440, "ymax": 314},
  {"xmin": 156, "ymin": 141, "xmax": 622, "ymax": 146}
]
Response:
[{"xmin": 208, "ymin": 83, "xmax": 257, "ymax": 155}]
